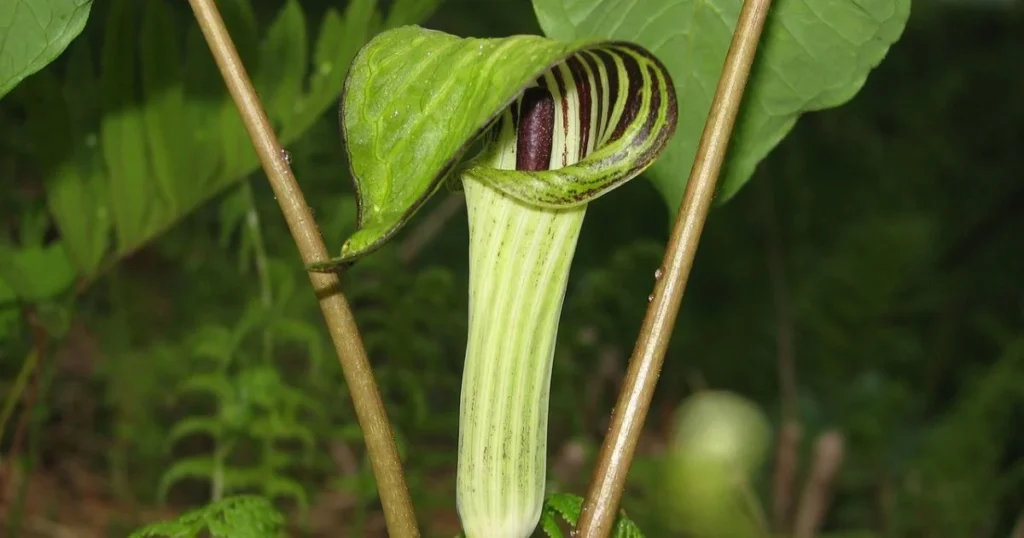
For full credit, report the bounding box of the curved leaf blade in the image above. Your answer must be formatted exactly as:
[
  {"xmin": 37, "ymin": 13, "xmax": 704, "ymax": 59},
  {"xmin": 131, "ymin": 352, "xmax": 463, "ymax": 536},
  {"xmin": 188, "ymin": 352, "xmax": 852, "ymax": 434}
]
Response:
[
  {"xmin": 325, "ymin": 26, "xmax": 680, "ymax": 267},
  {"xmin": 533, "ymin": 0, "xmax": 911, "ymax": 208},
  {"xmin": 331, "ymin": 26, "xmax": 593, "ymax": 265},
  {"xmin": 0, "ymin": 0, "xmax": 92, "ymax": 100}
]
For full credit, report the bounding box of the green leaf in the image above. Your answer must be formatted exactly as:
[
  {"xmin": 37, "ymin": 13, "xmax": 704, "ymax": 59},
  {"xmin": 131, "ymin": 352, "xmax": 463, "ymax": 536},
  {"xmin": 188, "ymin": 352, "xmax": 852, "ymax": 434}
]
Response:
[
  {"xmin": 130, "ymin": 495, "xmax": 283, "ymax": 538},
  {"xmin": 43, "ymin": 40, "xmax": 110, "ymax": 276},
  {"xmin": 45, "ymin": 163, "xmax": 111, "ymax": 275},
  {"xmin": 140, "ymin": 0, "xmax": 186, "ymax": 212},
  {"xmin": 215, "ymin": 0, "xmax": 261, "ymax": 180},
  {"xmin": 257, "ymin": 0, "xmax": 307, "ymax": 126},
  {"xmin": 221, "ymin": 0, "xmax": 259, "ymax": 70},
  {"xmin": 540, "ymin": 493, "xmax": 646, "ymax": 538},
  {"xmin": 533, "ymin": 0, "xmax": 911, "ymax": 208},
  {"xmin": 0, "ymin": 0, "xmax": 93, "ymax": 100},
  {"xmin": 0, "ymin": 243, "xmax": 76, "ymax": 303},
  {"xmin": 166, "ymin": 416, "xmax": 224, "ymax": 447},
  {"xmin": 100, "ymin": 0, "xmax": 155, "ymax": 252},
  {"xmin": 385, "ymin": 0, "xmax": 443, "ymax": 28},
  {"xmin": 157, "ymin": 456, "xmax": 217, "ymax": 502},
  {"xmin": 279, "ymin": 0, "xmax": 380, "ymax": 143},
  {"xmin": 183, "ymin": 23, "xmax": 225, "ymax": 186},
  {"xmin": 327, "ymin": 26, "xmax": 596, "ymax": 264},
  {"xmin": 545, "ymin": 493, "xmax": 583, "ymax": 526},
  {"xmin": 321, "ymin": 26, "xmax": 677, "ymax": 268}
]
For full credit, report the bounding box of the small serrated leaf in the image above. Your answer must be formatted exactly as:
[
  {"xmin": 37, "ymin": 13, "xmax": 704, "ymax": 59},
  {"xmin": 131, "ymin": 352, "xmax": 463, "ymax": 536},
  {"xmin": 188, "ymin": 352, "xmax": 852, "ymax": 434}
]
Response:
[
  {"xmin": 131, "ymin": 495, "xmax": 283, "ymax": 538},
  {"xmin": 545, "ymin": 493, "xmax": 583, "ymax": 526},
  {"xmin": 540, "ymin": 509, "xmax": 566, "ymax": 538},
  {"xmin": 541, "ymin": 493, "xmax": 647, "ymax": 538}
]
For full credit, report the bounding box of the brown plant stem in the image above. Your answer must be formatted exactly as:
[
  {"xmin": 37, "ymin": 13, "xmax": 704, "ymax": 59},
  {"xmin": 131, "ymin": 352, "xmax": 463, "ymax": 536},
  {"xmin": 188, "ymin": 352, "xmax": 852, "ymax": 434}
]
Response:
[
  {"xmin": 762, "ymin": 178, "xmax": 798, "ymax": 419},
  {"xmin": 793, "ymin": 431, "xmax": 845, "ymax": 538},
  {"xmin": 573, "ymin": 0, "xmax": 774, "ymax": 535},
  {"xmin": 772, "ymin": 420, "xmax": 803, "ymax": 532},
  {"xmin": 186, "ymin": 1, "xmax": 419, "ymax": 536}
]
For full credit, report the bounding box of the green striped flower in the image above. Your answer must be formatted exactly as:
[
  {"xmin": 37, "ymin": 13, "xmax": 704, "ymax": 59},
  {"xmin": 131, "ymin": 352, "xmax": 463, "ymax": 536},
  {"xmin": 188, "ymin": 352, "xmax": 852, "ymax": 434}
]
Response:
[{"xmin": 311, "ymin": 26, "xmax": 677, "ymax": 538}]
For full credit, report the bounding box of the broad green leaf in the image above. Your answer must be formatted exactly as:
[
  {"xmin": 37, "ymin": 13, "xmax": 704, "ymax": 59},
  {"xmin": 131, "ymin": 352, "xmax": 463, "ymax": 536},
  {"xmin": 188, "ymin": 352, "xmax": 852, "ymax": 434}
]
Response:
[
  {"xmin": 16, "ymin": 44, "xmax": 112, "ymax": 276},
  {"xmin": 328, "ymin": 26, "xmax": 596, "ymax": 263},
  {"xmin": 54, "ymin": 42, "xmax": 110, "ymax": 275},
  {"xmin": 216, "ymin": 0, "xmax": 262, "ymax": 180},
  {"xmin": 279, "ymin": 0, "xmax": 379, "ymax": 143},
  {"xmin": 220, "ymin": 0, "xmax": 260, "ymax": 71},
  {"xmin": 0, "ymin": 306, "xmax": 20, "ymax": 340},
  {"xmin": 533, "ymin": 0, "xmax": 911, "ymax": 208},
  {"xmin": 0, "ymin": 0, "xmax": 92, "ymax": 100},
  {"xmin": 0, "ymin": 243, "xmax": 76, "ymax": 303},
  {"xmin": 46, "ymin": 163, "xmax": 111, "ymax": 275},
  {"xmin": 100, "ymin": 0, "xmax": 154, "ymax": 252},
  {"xmin": 385, "ymin": 0, "xmax": 443, "ymax": 27},
  {"xmin": 257, "ymin": 0, "xmax": 307, "ymax": 126},
  {"xmin": 62, "ymin": 37, "xmax": 100, "ymax": 144},
  {"xmin": 140, "ymin": 0, "xmax": 185, "ymax": 211},
  {"xmin": 183, "ymin": 23, "xmax": 225, "ymax": 186}
]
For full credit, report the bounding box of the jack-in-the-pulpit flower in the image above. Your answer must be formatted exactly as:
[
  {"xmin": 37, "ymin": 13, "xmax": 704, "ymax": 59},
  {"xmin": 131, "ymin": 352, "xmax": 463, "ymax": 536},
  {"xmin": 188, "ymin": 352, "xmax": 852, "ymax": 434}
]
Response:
[{"xmin": 310, "ymin": 26, "xmax": 677, "ymax": 538}]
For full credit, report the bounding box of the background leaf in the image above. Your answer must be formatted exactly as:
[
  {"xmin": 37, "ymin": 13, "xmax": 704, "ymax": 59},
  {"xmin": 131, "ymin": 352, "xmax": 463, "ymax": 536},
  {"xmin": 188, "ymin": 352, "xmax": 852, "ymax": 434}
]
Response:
[
  {"xmin": 100, "ymin": 0, "xmax": 153, "ymax": 252},
  {"xmin": 130, "ymin": 495, "xmax": 283, "ymax": 538},
  {"xmin": 0, "ymin": 243, "xmax": 76, "ymax": 302},
  {"xmin": 533, "ymin": 0, "xmax": 911, "ymax": 209},
  {"xmin": 0, "ymin": 0, "xmax": 93, "ymax": 99},
  {"xmin": 257, "ymin": 0, "xmax": 308, "ymax": 127}
]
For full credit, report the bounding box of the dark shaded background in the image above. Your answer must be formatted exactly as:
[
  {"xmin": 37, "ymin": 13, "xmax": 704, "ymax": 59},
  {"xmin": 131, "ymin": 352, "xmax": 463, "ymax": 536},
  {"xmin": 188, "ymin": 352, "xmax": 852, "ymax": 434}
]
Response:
[{"xmin": 1, "ymin": 0, "xmax": 1022, "ymax": 536}]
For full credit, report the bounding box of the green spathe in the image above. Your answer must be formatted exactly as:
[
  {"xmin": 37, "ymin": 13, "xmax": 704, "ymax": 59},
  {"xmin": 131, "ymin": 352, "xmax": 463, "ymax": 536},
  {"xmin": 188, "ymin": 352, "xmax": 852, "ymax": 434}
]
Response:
[{"xmin": 322, "ymin": 24, "xmax": 678, "ymax": 537}]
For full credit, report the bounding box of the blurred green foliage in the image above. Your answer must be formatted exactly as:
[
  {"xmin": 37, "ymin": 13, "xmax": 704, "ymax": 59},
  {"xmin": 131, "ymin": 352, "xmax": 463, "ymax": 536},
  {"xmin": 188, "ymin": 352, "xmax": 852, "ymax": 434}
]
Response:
[{"xmin": 1, "ymin": 0, "xmax": 1022, "ymax": 537}]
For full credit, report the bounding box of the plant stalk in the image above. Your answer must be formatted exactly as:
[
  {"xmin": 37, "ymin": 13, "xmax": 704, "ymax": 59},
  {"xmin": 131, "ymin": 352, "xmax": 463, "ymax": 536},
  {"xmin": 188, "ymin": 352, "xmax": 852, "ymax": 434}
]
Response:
[
  {"xmin": 574, "ymin": 0, "xmax": 774, "ymax": 535},
  {"xmin": 186, "ymin": 1, "xmax": 419, "ymax": 536},
  {"xmin": 458, "ymin": 176, "xmax": 585, "ymax": 538}
]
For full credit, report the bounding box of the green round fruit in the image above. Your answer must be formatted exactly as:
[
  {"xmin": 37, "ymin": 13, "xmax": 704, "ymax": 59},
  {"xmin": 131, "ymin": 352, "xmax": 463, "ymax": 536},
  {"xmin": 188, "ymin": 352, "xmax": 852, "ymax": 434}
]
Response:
[{"xmin": 658, "ymin": 390, "xmax": 772, "ymax": 537}]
